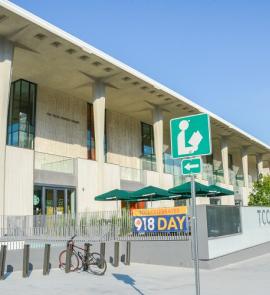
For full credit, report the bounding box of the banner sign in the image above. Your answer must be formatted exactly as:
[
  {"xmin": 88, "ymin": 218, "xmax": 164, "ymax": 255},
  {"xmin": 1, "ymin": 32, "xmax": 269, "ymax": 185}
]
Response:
[{"xmin": 132, "ymin": 206, "xmax": 188, "ymax": 233}]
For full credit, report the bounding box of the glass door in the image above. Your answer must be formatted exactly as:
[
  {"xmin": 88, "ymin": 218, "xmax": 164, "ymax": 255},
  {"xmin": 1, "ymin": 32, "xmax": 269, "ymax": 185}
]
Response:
[
  {"xmin": 34, "ymin": 185, "xmax": 76, "ymax": 215},
  {"xmin": 45, "ymin": 188, "xmax": 54, "ymax": 215},
  {"xmin": 55, "ymin": 189, "xmax": 65, "ymax": 215}
]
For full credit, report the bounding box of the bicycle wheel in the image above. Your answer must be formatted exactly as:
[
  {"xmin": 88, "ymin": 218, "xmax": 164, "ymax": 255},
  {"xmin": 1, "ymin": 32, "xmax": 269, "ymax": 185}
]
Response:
[
  {"xmin": 59, "ymin": 250, "xmax": 80, "ymax": 271},
  {"xmin": 88, "ymin": 252, "xmax": 107, "ymax": 275}
]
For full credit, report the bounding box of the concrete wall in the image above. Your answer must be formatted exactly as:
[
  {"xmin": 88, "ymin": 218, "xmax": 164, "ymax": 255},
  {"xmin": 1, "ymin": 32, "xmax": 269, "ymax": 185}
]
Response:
[
  {"xmin": 35, "ymin": 86, "xmax": 87, "ymax": 159},
  {"xmin": 207, "ymin": 206, "xmax": 270, "ymax": 259},
  {"xmin": 106, "ymin": 110, "xmax": 141, "ymax": 169},
  {"xmin": 76, "ymin": 159, "xmax": 119, "ymax": 212},
  {"xmin": 4, "ymin": 146, "xmax": 33, "ymax": 215}
]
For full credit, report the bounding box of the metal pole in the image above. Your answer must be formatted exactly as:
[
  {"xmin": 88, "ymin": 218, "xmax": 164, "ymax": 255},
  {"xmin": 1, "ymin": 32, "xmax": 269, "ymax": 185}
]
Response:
[
  {"xmin": 83, "ymin": 243, "xmax": 90, "ymax": 271},
  {"xmin": 191, "ymin": 175, "xmax": 200, "ymax": 295},
  {"xmin": 0, "ymin": 245, "xmax": 7, "ymax": 280},
  {"xmin": 43, "ymin": 244, "xmax": 50, "ymax": 275},
  {"xmin": 22, "ymin": 244, "xmax": 30, "ymax": 278}
]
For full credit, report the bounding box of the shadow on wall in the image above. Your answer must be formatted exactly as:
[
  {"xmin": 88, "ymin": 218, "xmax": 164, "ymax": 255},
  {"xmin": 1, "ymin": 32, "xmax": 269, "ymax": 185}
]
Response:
[{"xmin": 113, "ymin": 273, "xmax": 145, "ymax": 295}]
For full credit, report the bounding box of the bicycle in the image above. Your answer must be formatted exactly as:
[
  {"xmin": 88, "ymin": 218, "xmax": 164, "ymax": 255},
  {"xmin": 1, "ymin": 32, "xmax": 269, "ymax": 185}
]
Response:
[{"xmin": 59, "ymin": 235, "xmax": 107, "ymax": 275}]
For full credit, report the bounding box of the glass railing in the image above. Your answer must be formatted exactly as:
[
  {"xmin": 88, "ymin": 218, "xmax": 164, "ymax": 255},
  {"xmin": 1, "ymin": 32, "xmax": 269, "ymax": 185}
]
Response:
[
  {"xmin": 34, "ymin": 152, "xmax": 75, "ymax": 175},
  {"xmin": 202, "ymin": 163, "xmax": 214, "ymax": 184},
  {"xmin": 120, "ymin": 166, "xmax": 146, "ymax": 183},
  {"xmin": 141, "ymin": 154, "xmax": 157, "ymax": 172},
  {"xmin": 163, "ymin": 153, "xmax": 181, "ymax": 175}
]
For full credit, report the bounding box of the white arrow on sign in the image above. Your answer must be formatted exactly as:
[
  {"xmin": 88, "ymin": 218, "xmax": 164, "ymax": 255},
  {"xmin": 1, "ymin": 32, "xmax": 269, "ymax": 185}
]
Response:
[{"xmin": 185, "ymin": 163, "xmax": 199, "ymax": 171}]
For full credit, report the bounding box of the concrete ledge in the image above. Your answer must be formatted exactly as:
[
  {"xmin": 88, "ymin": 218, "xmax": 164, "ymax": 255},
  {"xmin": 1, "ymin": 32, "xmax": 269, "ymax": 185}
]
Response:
[{"xmin": 200, "ymin": 240, "xmax": 270, "ymax": 269}]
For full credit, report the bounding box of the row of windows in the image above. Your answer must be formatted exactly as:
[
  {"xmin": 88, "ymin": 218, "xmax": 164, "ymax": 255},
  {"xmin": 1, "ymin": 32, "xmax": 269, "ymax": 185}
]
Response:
[{"xmin": 6, "ymin": 80, "xmax": 154, "ymax": 159}]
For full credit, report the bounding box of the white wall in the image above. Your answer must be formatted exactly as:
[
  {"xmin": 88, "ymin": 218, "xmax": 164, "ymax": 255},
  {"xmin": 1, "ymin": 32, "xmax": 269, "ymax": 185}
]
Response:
[
  {"xmin": 76, "ymin": 159, "xmax": 119, "ymax": 212},
  {"xmin": 208, "ymin": 206, "xmax": 270, "ymax": 259},
  {"xmin": 4, "ymin": 146, "xmax": 33, "ymax": 215}
]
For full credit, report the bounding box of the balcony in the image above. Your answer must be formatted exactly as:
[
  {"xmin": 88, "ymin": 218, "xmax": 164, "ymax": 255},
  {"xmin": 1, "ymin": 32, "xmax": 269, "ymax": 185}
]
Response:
[
  {"xmin": 140, "ymin": 154, "xmax": 156, "ymax": 172},
  {"xmin": 34, "ymin": 152, "xmax": 75, "ymax": 175}
]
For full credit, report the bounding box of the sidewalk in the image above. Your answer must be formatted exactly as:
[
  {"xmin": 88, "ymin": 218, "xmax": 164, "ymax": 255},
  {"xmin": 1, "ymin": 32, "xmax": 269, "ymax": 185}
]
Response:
[{"xmin": 1, "ymin": 253, "xmax": 270, "ymax": 295}]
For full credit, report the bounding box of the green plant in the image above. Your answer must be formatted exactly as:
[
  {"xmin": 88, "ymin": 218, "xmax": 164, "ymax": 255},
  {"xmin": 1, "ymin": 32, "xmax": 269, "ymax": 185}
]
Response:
[{"xmin": 248, "ymin": 174, "xmax": 270, "ymax": 206}]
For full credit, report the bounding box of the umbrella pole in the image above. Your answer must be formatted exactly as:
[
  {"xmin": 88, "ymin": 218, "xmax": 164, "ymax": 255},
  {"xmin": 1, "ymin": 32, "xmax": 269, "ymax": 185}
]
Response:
[{"xmin": 191, "ymin": 175, "xmax": 200, "ymax": 295}]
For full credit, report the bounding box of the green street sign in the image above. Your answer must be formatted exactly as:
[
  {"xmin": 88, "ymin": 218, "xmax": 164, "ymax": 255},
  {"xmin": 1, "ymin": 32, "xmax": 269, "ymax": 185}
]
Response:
[
  {"xmin": 170, "ymin": 113, "xmax": 212, "ymax": 159},
  {"xmin": 181, "ymin": 157, "xmax": 202, "ymax": 175}
]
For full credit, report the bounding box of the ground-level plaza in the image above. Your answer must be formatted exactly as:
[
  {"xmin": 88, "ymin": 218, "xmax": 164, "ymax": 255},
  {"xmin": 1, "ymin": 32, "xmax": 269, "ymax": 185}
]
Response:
[{"xmin": 1, "ymin": 254, "xmax": 270, "ymax": 295}]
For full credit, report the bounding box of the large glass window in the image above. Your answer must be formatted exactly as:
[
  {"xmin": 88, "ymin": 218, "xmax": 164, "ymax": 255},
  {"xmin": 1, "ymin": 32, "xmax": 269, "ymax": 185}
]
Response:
[
  {"xmin": 7, "ymin": 79, "xmax": 37, "ymax": 149},
  {"xmin": 87, "ymin": 103, "xmax": 96, "ymax": 160},
  {"xmin": 33, "ymin": 185, "xmax": 76, "ymax": 215},
  {"xmin": 141, "ymin": 122, "xmax": 154, "ymax": 155}
]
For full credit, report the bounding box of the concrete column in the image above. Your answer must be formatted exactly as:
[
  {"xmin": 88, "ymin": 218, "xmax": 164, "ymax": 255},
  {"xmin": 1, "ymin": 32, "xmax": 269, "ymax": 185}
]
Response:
[
  {"xmin": 153, "ymin": 106, "xmax": 163, "ymax": 174},
  {"xmin": 93, "ymin": 81, "xmax": 106, "ymax": 193},
  {"xmin": 0, "ymin": 38, "xmax": 14, "ymax": 216},
  {"xmin": 221, "ymin": 137, "xmax": 230, "ymax": 185},
  {"xmin": 242, "ymin": 147, "xmax": 249, "ymax": 188},
  {"xmin": 256, "ymin": 153, "xmax": 264, "ymax": 178}
]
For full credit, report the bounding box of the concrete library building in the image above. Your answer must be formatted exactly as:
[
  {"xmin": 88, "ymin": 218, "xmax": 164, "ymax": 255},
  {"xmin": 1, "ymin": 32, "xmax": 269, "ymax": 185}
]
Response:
[{"xmin": 0, "ymin": 1, "xmax": 270, "ymax": 217}]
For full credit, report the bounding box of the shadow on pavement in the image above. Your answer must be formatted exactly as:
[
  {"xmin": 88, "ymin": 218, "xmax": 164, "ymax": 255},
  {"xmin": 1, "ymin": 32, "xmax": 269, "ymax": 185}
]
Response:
[{"xmin": 113, "ymin": 273, "xmax": 144, "ymax": 295}]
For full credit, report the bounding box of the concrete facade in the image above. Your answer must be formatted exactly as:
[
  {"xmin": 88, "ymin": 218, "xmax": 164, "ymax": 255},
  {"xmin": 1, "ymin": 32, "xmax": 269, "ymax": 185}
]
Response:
[{"xmin": 0, "ymin": 1, "xmax": 270, "ymax": 215}]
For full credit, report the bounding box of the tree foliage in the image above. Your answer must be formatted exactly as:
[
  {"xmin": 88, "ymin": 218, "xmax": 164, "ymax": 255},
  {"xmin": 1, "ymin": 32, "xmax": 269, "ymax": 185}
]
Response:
[{"xmin": 248, "ymin": 175, "xmax": 270, "ymax": 206}]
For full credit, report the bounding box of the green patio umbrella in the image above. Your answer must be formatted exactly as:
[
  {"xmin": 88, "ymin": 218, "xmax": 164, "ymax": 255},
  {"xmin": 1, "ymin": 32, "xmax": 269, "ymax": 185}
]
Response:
[
  {"xmin": 207, "ymin": 184, "xmax": 234, "ymax": 196},
  {"xmin": 168, "ymin": 181, "xmax": 211, "ymax": 197},
  {"xmin": 130, "ymin": 185, "xmax": 170, "ymax": 204},
  {"xmin": 95, "ymin": 189, "xmax": 131, "ymax": 201}
]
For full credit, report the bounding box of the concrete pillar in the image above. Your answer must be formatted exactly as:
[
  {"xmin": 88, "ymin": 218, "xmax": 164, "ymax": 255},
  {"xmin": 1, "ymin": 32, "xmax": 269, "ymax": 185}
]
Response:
[
  {"xmin": 256, "ymin": 153, "xmax": 264, "ymax": 178},
  {"xmin": 0, "ymin": 38, "xmax": 14, "ymax": 216},
  {"xmin": 153, "ymin": 106, "xmax": 163, "ymax": 174},
  {"xmin": 221, "ymin": 137, "xmax": 230, "ymax": 185},
  {"xmin": 93, "ymin": 81, "xmax": 106, "ymax": 193},
  {"xmin": 242, "ymin": 147, "xmax": 249, "ymax": 188}
]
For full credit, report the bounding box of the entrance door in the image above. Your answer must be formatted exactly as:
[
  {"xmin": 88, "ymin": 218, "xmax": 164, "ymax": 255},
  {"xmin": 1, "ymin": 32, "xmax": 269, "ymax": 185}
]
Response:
[
  {"xmin": 55, "ymin": 189, "xmax": 65, "ymax": 215},
  {"xmin": 45, "ymin": 188, "xmax": 54, "ymax": 215},
  {"xmin": 38, "ymin": 186, "xmax": 76, "ymax": 215}
]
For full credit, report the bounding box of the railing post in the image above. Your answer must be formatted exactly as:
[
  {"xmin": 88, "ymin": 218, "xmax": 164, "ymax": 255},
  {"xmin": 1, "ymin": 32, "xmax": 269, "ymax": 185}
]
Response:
[
  {"xmin": 83, "ymin": 243, "xmax": 90, "ymax": 271},
  {"xmin": 125, "ymin": 241, "xmax": 131, "ymax": 265},
  {"xmin": 22, "ymin": 244, "xmax": 30, "ymax": 278},
  {"xmin": 100, "ymin": 242, "xmax": 106, "ymax": 268},
  {"xmin": 65, "ymin": 242, "xmax": 72, "ymax": 273},
  {"xmin": 0, "ymin": 245, "xmax": 7, "ymax": 280},
  {"xmin": 43, "ymin": 244, "xmax": 50, "ymax": 275},
  {"xmin": 114, "ymin": 241, "xmax": 119, "ymax": 267}
]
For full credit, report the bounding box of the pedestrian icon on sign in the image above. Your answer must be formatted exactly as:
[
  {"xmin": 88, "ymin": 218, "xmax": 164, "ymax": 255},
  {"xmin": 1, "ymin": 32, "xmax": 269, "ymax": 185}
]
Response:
[{"xmin": 170, "ymin": 113, "xmax": 212, "ymax": 159}]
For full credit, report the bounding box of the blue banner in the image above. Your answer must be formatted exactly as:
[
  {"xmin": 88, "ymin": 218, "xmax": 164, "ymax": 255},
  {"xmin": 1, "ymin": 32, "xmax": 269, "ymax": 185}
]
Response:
[{"xmin": 133, "ymin": 214, "xmax": 188, "ymax": 233}]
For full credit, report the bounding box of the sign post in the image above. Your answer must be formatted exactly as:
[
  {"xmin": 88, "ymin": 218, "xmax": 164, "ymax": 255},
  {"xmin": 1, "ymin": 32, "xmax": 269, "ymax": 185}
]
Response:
[{"xmin": 170, "ymin": 113, "xmax": 212, "ymax": 295}]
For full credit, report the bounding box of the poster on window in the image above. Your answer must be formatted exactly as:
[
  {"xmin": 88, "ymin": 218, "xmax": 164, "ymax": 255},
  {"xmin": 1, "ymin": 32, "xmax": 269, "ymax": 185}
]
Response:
[{"xmin": 132, "ymin": 206, "xmax": 188, "ymax": 233}]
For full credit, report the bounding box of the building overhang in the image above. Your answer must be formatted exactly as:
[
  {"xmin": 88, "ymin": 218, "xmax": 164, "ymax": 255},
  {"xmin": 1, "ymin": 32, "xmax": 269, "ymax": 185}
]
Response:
[{"xmin": 0, "ymin": 0, "xmax": 269, "ymax": 158}]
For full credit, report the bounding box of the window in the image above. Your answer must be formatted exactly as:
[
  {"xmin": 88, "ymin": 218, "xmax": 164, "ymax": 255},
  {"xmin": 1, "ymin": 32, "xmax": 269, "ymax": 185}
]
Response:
[
  {"xmin": 228, "ymin": 154, "xmax": 233, "ymax": 170},
  {"xmin": 141, "ymin": 122, "xmax": 154, "ymax": 155},
  {"xmin": 87, "ymin": 103, "xmax": 95, "ymax": 160},
  {"xmin": 7, "ymin": 79, "xmax": 37, "ymax": 149}
]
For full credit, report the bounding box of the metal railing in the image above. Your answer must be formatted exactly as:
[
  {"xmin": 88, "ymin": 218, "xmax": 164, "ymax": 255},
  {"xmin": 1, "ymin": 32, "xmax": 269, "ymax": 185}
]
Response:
[
  {"xmin": 0, "ymin": 210, "xmax": 190, "ymax": 249},
  {"xmin": 34, "ymin": 151, "xmax": 75, "ymax": 174}
]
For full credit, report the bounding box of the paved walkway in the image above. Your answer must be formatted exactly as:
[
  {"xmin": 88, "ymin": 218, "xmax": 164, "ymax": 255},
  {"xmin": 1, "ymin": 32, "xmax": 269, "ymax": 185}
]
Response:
[{"xmin": 1, "ymin": 253, "xmax": 270, "ymax": 294}]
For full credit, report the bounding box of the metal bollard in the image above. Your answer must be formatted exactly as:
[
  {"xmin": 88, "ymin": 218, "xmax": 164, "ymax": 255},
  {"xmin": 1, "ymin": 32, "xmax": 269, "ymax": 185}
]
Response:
[
  {"xmin": 125, "ymin": 241, "xmax": 131, "ymax": 265},
  {"xmin": 114, "ymin": 242, "xmax": 119, "ymax": 267},
  {"xmin": 22, "ymin": 244, "xmax": 30, "ymax": 278},
  {"xmin": 65, "ymin": 243, "xmax": 72, "ymax": 273},
  {"xmin": 43, "ymin": 244, "xmax": 50, "ymax": 275},
  {"xmin": 100, "ymin": 242, "xmax": 106, "ymax": 269},
  {"xmin": 83, "ymin": 243, "xmax": 90, "ymax": 271},
  {"xmin": 0, "ymin": 245, "xmax": 7, "ymax": 280}
]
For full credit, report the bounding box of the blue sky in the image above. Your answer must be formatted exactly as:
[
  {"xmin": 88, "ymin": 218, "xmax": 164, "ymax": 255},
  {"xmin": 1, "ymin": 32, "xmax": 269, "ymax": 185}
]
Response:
[{"xmin": 10, "ymin": 0, "xmax": 270, "ymax": 144}]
